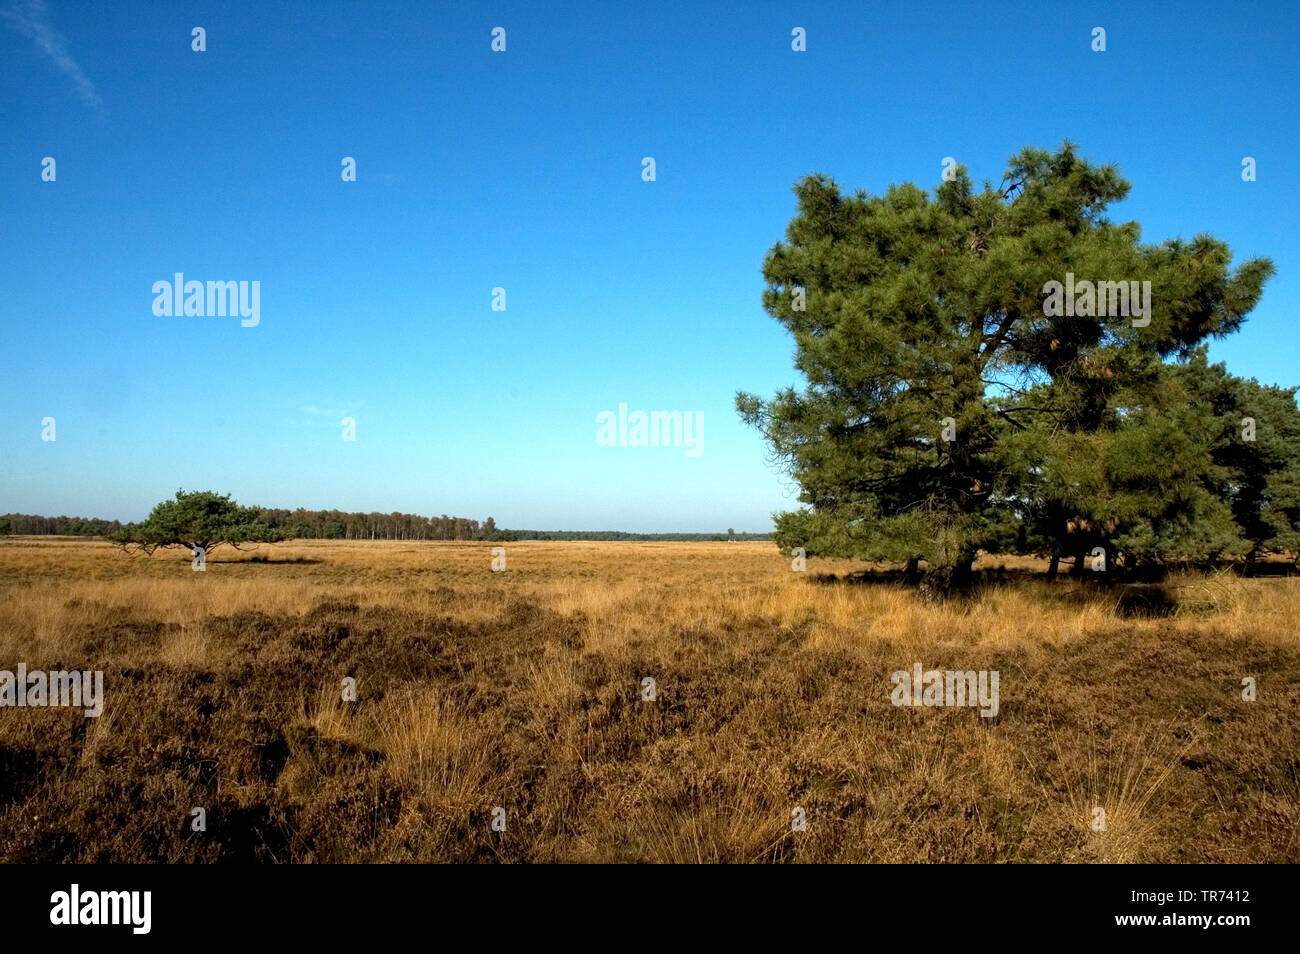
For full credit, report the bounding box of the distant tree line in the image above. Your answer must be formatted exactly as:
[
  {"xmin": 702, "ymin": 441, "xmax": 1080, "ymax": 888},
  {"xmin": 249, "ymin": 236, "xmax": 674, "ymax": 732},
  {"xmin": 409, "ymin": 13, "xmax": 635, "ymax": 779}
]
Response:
[
  {"xmin": 0, "ymin": 514, "xmax": 123, "ymax": 536},
  {"xmin": 503, "ymin": 530, "xmax": 773, "ymax": 542},
  {"xmin": 0, "ymin": 506, "xmax": 503, "ymax": 541},
  {"xmin": 248, "ymin": 509, "xmax": 509, "ymax": 541},
  {"xmin": 3, "ymin": 505, "xmax": 770, "ymax": 544}
]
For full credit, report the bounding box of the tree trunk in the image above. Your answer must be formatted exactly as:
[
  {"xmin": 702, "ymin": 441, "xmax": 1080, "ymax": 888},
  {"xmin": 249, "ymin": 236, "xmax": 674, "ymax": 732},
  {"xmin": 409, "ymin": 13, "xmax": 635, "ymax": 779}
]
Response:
[
  {"xmin": 1070, "ymin": 544, "xmax": 1089, "ymax": 577},
  {"xmin": 903, "ymin": 556, "xmax": 921, "ymax": 583},
  {"xmin": 916, "ymin": 552, "xmax": 976, "ymax": 603},
  {"xmin": 917, "ymin": 566, "xmax": 955, "ymax": 604},
  {"xmin": 1046, "ymin": 552, "xmax": 1060, "ymax": 581}
]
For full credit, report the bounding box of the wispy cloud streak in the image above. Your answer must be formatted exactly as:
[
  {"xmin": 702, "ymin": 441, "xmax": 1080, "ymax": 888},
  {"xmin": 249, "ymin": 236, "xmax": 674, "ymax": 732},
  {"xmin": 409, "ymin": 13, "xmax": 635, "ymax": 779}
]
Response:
[{"xmin": 2, "ymin": 0, "xmax": 102, "ymax": 109}]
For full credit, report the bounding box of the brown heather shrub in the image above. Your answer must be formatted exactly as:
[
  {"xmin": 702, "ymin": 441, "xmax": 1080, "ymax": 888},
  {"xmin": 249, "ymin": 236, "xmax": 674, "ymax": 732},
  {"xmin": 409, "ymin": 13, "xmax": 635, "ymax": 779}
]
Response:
[{"xmin": 0, "ymin": 537, "xmax": 1296, "ymax": 862}]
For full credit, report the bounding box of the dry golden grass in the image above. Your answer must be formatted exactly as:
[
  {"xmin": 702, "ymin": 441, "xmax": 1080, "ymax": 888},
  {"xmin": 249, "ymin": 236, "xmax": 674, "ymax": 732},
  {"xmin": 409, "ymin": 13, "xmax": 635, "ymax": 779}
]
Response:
[{"xmin": 0, "ymin": 536, "xmax": 1296, "ymax": 862}]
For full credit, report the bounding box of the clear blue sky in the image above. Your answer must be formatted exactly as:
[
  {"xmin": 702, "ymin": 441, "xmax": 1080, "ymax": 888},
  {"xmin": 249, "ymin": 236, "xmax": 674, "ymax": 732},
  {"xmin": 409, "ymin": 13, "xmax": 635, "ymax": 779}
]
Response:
[{"xmin": 2, "ymin": 0, "xmax": 1297, "ymax": 531}]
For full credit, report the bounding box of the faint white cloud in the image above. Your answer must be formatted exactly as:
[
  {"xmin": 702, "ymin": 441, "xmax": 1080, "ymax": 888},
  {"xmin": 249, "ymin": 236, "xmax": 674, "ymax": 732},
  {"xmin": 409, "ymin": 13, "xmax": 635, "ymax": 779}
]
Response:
[
  {"xmin": 296, "ymin": 401, "xmax": 365, "ymax": 424},
  {"xmin": 2, "ymin": 0, "xmax": 102, "ymax": 110}
]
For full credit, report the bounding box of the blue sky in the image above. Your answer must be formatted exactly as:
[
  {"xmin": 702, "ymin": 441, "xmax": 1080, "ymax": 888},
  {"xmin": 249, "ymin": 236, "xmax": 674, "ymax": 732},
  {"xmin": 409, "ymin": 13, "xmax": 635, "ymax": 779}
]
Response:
[{"xmin": 2, "ymin": 0, "xmax": 1297, "ymax": 531}]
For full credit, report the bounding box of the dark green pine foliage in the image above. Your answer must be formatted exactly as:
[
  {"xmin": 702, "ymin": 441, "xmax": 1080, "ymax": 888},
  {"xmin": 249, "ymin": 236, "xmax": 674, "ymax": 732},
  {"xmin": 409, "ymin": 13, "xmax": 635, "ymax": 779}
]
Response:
[
  {"xmin": 110, "ymin": 489, "xmax": 284, "ymax": 555},
  {"xmin": 739, "ymin": 143, "xmax": 1275, "ymax": 596},
  {"xmin": 1171, "ymin": 351, "xmax": 1300, "ymax": 562}
]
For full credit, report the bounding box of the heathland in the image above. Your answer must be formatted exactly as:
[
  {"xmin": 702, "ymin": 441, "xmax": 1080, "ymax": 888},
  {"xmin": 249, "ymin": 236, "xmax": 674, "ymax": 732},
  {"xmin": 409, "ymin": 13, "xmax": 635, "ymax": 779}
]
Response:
[{"xmin": 0, "ymin": 537, "xmax": 1295, "ymax": 862}]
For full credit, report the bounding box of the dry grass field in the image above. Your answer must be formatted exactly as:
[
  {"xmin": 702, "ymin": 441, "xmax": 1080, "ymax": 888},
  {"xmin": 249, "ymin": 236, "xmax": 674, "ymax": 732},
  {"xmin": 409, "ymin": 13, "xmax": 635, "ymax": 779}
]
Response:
[{"xmin": 0, "ymin": 536, "xmax": 1296, "ymax": 863}]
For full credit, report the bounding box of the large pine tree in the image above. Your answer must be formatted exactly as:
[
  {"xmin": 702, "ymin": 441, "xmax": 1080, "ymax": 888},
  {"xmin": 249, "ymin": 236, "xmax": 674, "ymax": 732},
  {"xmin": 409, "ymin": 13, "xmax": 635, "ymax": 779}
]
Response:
[{"xmin": 738, "ymin": 143, "xmax": 1275, "ymax": 598}]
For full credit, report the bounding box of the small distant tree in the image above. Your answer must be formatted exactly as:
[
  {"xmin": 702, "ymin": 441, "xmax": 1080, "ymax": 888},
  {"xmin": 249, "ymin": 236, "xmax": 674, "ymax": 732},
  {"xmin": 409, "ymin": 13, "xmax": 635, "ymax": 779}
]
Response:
[{"xmin": 109, "ymin": 490, "xmax": 283, "ymax": 555}]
